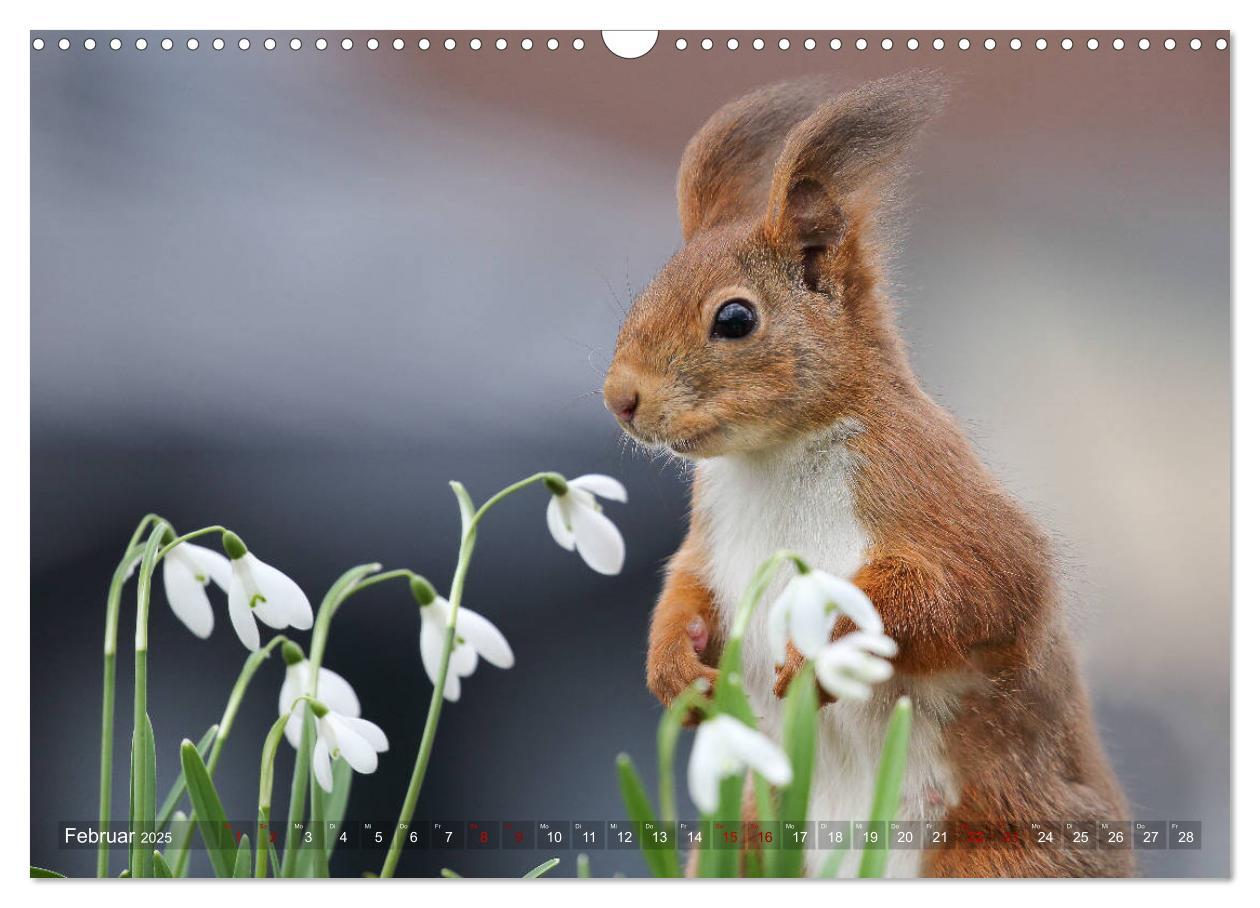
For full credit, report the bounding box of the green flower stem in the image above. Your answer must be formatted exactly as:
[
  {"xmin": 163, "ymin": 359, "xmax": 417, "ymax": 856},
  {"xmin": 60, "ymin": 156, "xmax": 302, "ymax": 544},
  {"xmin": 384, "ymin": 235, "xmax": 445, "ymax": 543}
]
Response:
[
  {"xmin": 170, "ymin": 635, "xmax": 290, "ymax": 877},
  {"xmin": 97, "ymin": 513, "xmax": 162, "ymax": 878},
  {"xmin": 658, "ymin": 681, "xmax": 711, "ymax": 826},
  {"xmin": 255, "ymin": 710, "xmax": 294, "ymax": 878},
  {"xmin": 210, "ymin": 635, "xmax": 290, "ymax": 772},
  {"xmin": 281, "ymin": 563, "xmax": 415, "ymax": 876},
  {"xmin": 702, "ymin": 549, "xmax": 806, "ymax": 878},
  {"xmin": 379, "ymin": 472, "xmax": 560, "ymax": 879},
  {"xmin": 308, "ymin": 763, "xmax": 329, "ymax": 876},
  {"xmin": 279, "ymin": 564, "xmax": 375, "ymax": 875},
  {"xmin": 129, "ymin": 522, "xmax": 227, "ymax": 878},
  {"xmin": 129, "ymin": 521, "xmax": 176, "ymax": 878}
]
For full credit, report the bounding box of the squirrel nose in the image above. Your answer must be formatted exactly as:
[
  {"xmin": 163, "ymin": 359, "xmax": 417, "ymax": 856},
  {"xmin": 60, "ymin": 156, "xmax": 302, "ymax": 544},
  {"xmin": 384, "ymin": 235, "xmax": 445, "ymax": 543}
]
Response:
[{"xmin": 607, "ymin": 389, "xmax": 639, "ymax": 424}]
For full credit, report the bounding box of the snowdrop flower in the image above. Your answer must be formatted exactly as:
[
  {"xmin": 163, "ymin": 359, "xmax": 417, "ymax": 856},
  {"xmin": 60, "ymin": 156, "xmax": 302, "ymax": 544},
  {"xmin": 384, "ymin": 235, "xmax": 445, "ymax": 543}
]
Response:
[
  {"xmin": 220, "ymin": 531, "xmax": 314, "ymax": 651},
  {"xmin": 544, "ymin": 474, "xmax": 627, "ymax": 575},
  {"xmin": 688, "ymin": 715, "xmax": 792, "ymax": 815},
  {"xmin": 278, "ymin": 642, "xmax": 362, "ymax": 749},
  {"xmin": 161, "ymin": 542, "xmax": 231, "ymax": 639},
  {"xmin": 816, "ymin": 631, "xmax": 899, "ymax": 701},
  {"xmin": 412, "ymin": 576, "xmax": 514, "ymax": 703},
  {"xmin": 768, "ymin": 568, "xmax": 882, "ymax": 662},
  {"xmin": 309, "ymin": 700, "xmax": 389, "ymax": 793}
]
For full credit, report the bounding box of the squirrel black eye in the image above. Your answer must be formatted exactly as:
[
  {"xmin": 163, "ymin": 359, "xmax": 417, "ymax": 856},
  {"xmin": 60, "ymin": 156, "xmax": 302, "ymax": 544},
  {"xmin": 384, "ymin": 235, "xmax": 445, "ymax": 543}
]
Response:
[{"xmin": 711, "ymin": 299, "xmax": 758, "ymax": 340}]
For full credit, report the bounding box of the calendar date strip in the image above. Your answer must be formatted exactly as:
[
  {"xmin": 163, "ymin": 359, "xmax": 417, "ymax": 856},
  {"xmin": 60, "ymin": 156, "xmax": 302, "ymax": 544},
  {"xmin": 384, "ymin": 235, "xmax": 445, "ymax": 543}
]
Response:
[{"xmin": 59, "ymin": 818, "xmax": 1203, "ymax": 851}]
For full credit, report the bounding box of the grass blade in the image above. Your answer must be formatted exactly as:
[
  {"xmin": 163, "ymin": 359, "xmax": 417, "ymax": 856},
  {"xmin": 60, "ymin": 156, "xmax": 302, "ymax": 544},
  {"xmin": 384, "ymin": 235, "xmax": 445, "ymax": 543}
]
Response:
[
  {"xmin": 129, "ymin": 712, "xmax": 157, "ymax": 877},
  {"xmin": 857, "ymin": 696, "xmax": 913, "ymax": 879},
  {"xmin": 576, "ymin": 853, "xmax": 591, "ymax": 878},
  {"xmin": 233, "ymin": 834, "xmax": 252, "ymax": 878},
  {"xmin": 29, "ymin": 866, "xmax": 65, "ymax": 878},
  {"xmin": 157, "ymin": 724, "xmax": 217, "ymax": 831},
  {"xmin": 323, "ymin": 756, "xmax": 354, "ymax": 861},
  {"xmin": 440, "ymin": 868, "xmax": 462, "ymax": 878},
  {"xmin": 615, "ymin": 753, "xmax": 679, "ymax": 878},
  {"xmin": 161, "ymin": 810, "xmax": 191, "ymax": 877},
  {"xmin": 180, "ymin": 738, "xmax": 235, "ymax": 877},
  {"xmin": 771, "ymin": 664, "xmax": 818, "ymax": 878},
  {"xmin": 523, "ymin": 857, "xmax": 560, "ymax": 878},
  {"xmin": 152, "ymin": 851, "xmax": 173, "ymax": 878}
]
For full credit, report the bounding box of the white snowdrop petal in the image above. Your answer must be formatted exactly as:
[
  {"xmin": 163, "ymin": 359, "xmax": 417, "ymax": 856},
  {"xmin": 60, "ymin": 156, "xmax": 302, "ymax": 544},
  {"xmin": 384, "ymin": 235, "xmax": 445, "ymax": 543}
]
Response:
[
  {"xmin": 339, "ymin": 716, "xmax": 389, "ymax": 753},
  {"xmin": 227, "ymin": 580, "xmax": 261, "ymax": 651},
  {"xmin": 687, "ymin": 721, "xmax": 724, "ymax": 814},
  {"xmin": 284, "ymin": 706, "xmax": 307, "ymax": 750},
  {"xmin": 546, "ymin": 496, "xmax": 576, "ymax": 551},
  {"xmin": 185, "ymin": 543, "xmax": 233, "ymax": 591},
  {"xmin": 719, "ymin": 717, "xmax": 792, "ymax": 787},
  {"xmin": 313, "ymin": 666, "xmax": 361, "ymax": 718},
  {"xmin": 418, "ymin": 609, "xmax": 447, "ymax": 689},
  {"xmin": 326, "ymin": 716, "xmax": 379, "ymax": 774},
  {"xmin": 842, "ymin": 630, "xmax": 899, "ymax": 659},
  {"xmin": 449, "ymin": 640, "xmax": 479, "ymax": 677},
  {"xmin": 569, "ymin": 474, "xmax": 628, "ymax": 503},
  {"xmin": 279, "ymin": 664, "xmax": 306, "ymax": 747},
  {"xmin": 767, "ymin": 588, "xmax": 792, "ymax": 664},
  {"xmin": 788, "ymin": 588, "xmax": 833, "ymax": 659},
  {"xmin": 249, "ymin": 555, "xmax": 314, "ymax": 630},
  {"xmin": 816, "ymin": 572, "xmax": 882, "ymax": 633},
  {"xmin": 251, "ymin": 594, "xmax": 292, "ymax": 631},
  {"xmin": 312, "ymin": 736, "xmax": 334, "ymax": 792},
  {"xmin": 456, "ymin": 608, "xmax": 514, "ymax": 669},
  {"xmin": 817, "ymin": 670, "xmax": 874, "ymax": 701},
  {"xmin": 443, "ymin": 670, "xmax": 462, "ymax": 702},
  {"xmin": 162, "ymin": 557, "xmax": 215, "ymax": 638},
  {"xmin": 570, "ymin": 503, "xmax": 625, "ymax": 575},
  {"xmin": 855, "ymin": 657, "xmax": 895, "ymax": 683}
]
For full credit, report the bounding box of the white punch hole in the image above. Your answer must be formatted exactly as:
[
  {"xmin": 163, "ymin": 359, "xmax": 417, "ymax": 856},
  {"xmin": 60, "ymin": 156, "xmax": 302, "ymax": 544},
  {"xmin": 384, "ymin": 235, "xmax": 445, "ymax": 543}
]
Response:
[{"xmin": 602, "ymin": 31, "xmax": 657, "ymax": 59}]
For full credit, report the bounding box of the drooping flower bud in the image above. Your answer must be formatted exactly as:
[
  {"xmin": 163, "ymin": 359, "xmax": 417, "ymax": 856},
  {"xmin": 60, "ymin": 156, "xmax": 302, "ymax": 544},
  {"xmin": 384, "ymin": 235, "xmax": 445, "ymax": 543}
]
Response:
[
  {"xmin": 281, "ymin": 640, "xmax": 306, "ymax": 666},
  {"xmin": 409, "ymin": 575, "xmax": 437, "ymax": 606},
  {"xmin": 220, "ymin": 530, "xmax": 248, "ymax": 561}
]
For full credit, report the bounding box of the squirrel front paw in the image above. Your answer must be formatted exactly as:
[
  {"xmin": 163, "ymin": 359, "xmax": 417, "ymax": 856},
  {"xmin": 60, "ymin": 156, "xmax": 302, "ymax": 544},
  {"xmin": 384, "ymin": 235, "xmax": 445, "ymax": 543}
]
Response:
[
  {"xmin": 647, "ymin": 643, "xmax": 718, "ymax": 725},
  {"xmin": 774, "ymin": 642, "xmax": 836, "ymax": 705}
]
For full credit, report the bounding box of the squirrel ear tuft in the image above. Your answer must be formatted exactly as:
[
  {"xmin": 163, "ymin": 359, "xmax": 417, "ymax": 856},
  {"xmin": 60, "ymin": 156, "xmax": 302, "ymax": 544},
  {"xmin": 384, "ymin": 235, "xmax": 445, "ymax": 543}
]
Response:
[
  {"xmin": 676, "ymin": 78, "xmax": 841, "ymax": 242},
  {"xmin": 764, "ymin": 71, "xmax": 948, "ymax": 253}
]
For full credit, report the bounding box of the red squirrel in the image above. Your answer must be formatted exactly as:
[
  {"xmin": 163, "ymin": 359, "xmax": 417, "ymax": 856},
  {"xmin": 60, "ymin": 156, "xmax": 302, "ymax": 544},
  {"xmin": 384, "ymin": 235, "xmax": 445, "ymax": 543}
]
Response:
[{"xmin": 602, "ymin": 73, "xmax": 1132, "ymax": 877}]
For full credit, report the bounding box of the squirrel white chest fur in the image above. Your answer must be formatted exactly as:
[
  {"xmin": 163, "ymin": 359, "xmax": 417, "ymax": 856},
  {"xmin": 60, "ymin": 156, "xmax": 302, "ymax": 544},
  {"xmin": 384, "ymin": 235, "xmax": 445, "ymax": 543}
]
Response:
[{"xmin": 694, "ymin": 423, "xmax": 959, "ymax": 878}]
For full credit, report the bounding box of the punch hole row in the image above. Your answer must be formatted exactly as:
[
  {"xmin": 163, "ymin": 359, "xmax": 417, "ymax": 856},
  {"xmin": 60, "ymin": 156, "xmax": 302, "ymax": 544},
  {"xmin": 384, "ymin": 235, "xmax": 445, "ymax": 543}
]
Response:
[
  {"xmin": 30, "ymin": 34, "xmax": 1230, "ymax": 54},
  {"xmin": 31, "ymin": 35, "xmax": 590, "ymax": 52}
]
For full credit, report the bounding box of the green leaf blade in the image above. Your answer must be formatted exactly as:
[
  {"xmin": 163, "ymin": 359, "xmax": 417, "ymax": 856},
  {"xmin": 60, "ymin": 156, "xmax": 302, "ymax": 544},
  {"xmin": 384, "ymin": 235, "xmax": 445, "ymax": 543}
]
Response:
[
  {"xmin": 323, "ymin": 757, "xmax": 354, "ymax": 862},
  {"xmin": 157, "ymin": 724, "xmax": 217, "ymax": 831},
  {"xmin": 179, "ymin": 739, "xmax": 235, "ymax": 878},
  {"xmin": 615, "ymin": 753, "xmax": 678, "ymax": 879},
  {"xmin": 233, "ymin": 834, "xmax": 252, "ymax": 878},
  {"xmin": 129, "ymin": 712, "xmax": 157, "ymax": 877},
  {"xmin": 523, "ymin": 857, "xmax": 560, "ymax": 879},
  {"xmin": 772, "ymin": 664, "xmax": 818, "ymax": 878},
  {"xmin": 857, "ymin": 696, "xmax": 913, "ymax": 879}
]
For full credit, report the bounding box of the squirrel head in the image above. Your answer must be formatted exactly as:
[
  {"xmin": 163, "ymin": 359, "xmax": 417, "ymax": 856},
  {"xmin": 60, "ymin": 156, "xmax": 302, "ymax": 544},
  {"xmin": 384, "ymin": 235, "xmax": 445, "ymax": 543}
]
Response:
[{"xmin": 604, "ymin": 72, "xmax": 946, "ymax": 459}]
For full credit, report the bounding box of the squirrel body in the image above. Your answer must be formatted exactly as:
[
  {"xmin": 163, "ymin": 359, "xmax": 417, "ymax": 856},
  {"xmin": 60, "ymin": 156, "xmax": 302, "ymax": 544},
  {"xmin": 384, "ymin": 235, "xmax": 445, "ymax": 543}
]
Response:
[
  {"xmin": 697, "ymin": 425, "xmax": 956, "ymax": 878},
  {"xmin": 604, "ymin": 74, "xmax": 1133, "ymax": 877}
]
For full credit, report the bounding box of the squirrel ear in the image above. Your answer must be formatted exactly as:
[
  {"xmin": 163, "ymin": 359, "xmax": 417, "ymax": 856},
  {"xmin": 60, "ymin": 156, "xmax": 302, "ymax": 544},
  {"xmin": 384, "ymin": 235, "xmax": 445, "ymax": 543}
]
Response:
[
  {"xmin": 764, "ymin": 71, "xmax": 947, "ymax": 257},
  {"xmin": 676, "ymin": 79, "xmax": 838, "ymax": 242}
]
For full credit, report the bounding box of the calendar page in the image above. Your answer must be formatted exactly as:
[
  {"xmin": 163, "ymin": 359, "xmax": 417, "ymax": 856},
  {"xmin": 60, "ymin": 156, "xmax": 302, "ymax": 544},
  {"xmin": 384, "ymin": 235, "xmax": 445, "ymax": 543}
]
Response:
[{"xmin": 27, "ymin": 26, "xmax": 1230, "ymax": 881}]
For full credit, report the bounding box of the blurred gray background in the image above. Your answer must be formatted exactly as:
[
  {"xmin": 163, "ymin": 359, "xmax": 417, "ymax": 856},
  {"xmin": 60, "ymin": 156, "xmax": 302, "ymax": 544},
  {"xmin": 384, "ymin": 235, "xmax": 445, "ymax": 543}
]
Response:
[{"xmin": 30, "ymin": 31, "xmax": 1229, "ymax": 877}]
